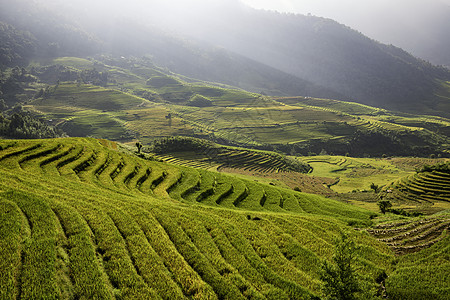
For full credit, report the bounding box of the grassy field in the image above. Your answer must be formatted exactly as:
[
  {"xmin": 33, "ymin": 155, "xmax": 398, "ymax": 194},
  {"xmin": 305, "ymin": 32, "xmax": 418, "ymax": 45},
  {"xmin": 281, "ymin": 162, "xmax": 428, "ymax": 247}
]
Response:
[
  {"xmin": 146, "ymin": 138, "xmax": 450, "ymax": 215},
  {"xmin": 296, "ymin": 155, "xmax": 413, "ymax": 193},
  {"xmin": 26, "ymin": 83, "xmax": 195, "ymax": 142},
  {"xmin": 151, "ymin": 138, "xmax": 311, "ymax": 174},
  {"xmin": 297, "ymin": 156, "xmax": 448, "ymax": 191}
]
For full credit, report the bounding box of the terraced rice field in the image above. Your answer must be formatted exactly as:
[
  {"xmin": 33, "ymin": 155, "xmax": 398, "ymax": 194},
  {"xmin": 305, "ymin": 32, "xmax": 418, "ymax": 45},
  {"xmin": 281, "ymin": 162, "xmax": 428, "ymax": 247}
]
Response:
[
  {"xmin": 385, "ymin": 232, "xmax": 450, "ymax": 299},
  {"xmin": 368, "ymin": 216, "xmax": 450, "ymax": 255},
  {"xmin": 383, "ymin": 169, "xmax": 450, "ymax": 213},
  {"xmin": 0, "ymin": 137, "xmax": 395, "ymax": 299},
  {"xmin": 155, "ymin": 147, "xmax": 310, "ymax": 174},
  {"xmin": 368, "ymin": 216, "xmax": 450, "ymax": 299}
]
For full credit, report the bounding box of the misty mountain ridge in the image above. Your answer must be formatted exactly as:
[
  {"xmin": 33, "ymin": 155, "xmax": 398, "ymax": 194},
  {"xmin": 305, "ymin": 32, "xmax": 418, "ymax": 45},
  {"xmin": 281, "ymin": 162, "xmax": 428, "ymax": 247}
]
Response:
[
  {"xmin": 272, "ymin": 0, "xmax": 450, "ymax": 68},
  {"xmin": 1, "ymin": 0, "xmax": 449, "ymax": 117}
]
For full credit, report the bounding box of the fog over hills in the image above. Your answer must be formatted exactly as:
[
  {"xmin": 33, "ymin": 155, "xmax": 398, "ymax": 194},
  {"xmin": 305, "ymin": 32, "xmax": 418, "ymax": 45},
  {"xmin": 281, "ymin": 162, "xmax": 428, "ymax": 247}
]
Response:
[
  {"xmin": 1, "ymin": 0, "xmax": 449, "ymax": 115},
  {"xmin": 243, "ymin": 0, "xmax": 450, "ymax": 67}
]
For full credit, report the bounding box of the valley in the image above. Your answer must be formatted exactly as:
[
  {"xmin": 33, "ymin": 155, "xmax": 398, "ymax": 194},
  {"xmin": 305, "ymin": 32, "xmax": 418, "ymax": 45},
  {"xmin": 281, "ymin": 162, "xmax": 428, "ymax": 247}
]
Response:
[
  {"xmin": 1, "ymin": 0, "xmax": 450, "ymax": 299},
  {"xmin": 1, "ymin": 53, "xmax": 449, "ymax": 300}
]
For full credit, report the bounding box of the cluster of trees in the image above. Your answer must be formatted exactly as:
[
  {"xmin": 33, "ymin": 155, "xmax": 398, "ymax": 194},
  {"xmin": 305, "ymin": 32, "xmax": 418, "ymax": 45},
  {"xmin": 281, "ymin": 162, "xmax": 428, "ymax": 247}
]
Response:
[
  {"xmin": 320, "ymin": 234, "xmax": 386, "ymax": 299},
  {"xmin": 79, "ymin": 69, "xmax": 108, "ymax": 87},
  {"xmin": 151, "ymin": 136, "xmax": 216, "ymax": 153},
  {"xmin": 0, "ymin": 109, "xmax": 65, "ymax": 139},
  {"xmin": 32, "ymin": 64, "xmax": 109, "ymax": 87},
  {"xmin": 418, "ymin": 162, "xmax": 450, "ymax": 173},
  {"xmin": 187, "ymin": 94, "xmax": 213, "ymax": 107},
  {"xmin": 272, "ymin": 127, "xmax": 448, "ymax": 158},
  {"xmin": 32, "ymin": 64, "xmax": 78, "ymax": 84},
  {"xmin": 0, "ymin": 66, "xmax": 38, "ymax": 106}
]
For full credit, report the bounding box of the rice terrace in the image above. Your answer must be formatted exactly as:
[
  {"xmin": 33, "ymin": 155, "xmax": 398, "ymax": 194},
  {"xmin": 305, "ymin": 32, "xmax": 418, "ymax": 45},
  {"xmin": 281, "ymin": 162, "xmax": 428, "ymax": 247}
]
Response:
[
  {"xmin": 1, "ymin": 137, "xmax": 449, "ymax": 299},
  {"xmin": 1, "ymin": 0, "xmax": 450, "ymax": 299}
]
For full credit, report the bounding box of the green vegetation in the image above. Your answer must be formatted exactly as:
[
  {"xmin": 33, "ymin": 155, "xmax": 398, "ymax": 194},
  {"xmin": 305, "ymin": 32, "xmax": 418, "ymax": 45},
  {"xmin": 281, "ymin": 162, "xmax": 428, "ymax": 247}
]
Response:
[
  {"xmin": 0, "ymin": 137, "xmax": 403, "ymax": 299},
  {"xmin": 418, "ymin": 162, "xmax": 450, "ymax": 173},
  {"xmin": 0, "ymin": 109, "xmax": 64, "ymax": 139},
  {"xmin": 385, "ymin": 232, "xmax": 450, "ymax": 299},
  {"xmin": 0, "ymin": 137, "xmax": 448, "ymax": 299},
  {"xmin": 1, "ymin": 2, "xmax": 449, "ymax": 298},
  {"xmin": 5, "ymin": 56, "xmax": 444, "ymax": 158},
  {"xmin": 367, "ymin": 215, "xmax": 450, "ymax": 299},
  {"xmin": 187, "ymin": 94, "xmax": 213, "ymax": 107},
  {"xmin": 381, "ymin": 163, "xmax": 450, "ymax": 214},
  {"xmin": 151, "ymin": 136, "xmax": 312, "ymax": 173},
  {"xmin": 297, "ymin": 155, "xmax": 412, "ymax": 194},
  {"xmin": 378, "ymin": 201, "xmax": 392, "ymax": 214},
  {"xmin": 320, "ymin": 234, "xmax": 362, "ymax": 300},
  {"xmin": 0, "ymin": 22, "xmax": 35, "ymax": 68}
]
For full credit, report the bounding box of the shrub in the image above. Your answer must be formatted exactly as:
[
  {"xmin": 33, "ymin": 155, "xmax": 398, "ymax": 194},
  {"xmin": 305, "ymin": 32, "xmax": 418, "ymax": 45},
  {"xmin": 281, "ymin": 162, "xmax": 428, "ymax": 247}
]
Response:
[
  {"xmin": 370, "ymin": 183, "xmax": 379, "ymax": 193},
  {"xmin": 388, "ymin": 208, "xmax": 423, "ymax": 217},
  {"xmin": 135, "ymin": 142, "xmax": 143, "ymax": 153},
  {"xmin": 377, "ymin": 200, "xmax": 392, "ymax": 214}
]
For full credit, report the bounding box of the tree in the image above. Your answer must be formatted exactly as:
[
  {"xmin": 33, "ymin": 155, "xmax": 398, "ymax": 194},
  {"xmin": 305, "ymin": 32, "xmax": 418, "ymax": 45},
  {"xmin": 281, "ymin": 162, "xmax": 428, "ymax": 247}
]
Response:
[
  {"xmin": 377, "ymin": 200, "xmax": 392, "ymax": 214},
  {"xmin": 370, "ymin": 183, "xmax": 380, "ymax": 193},
  {"xmin": 135, "ymin": 142, "xmax": 143, "ymax": 154},
  {"xmin": 165, "ymin": 113, "xmax": 172, "ymax": 127},
  {"xmin": 320, "ymin": 234, "xmax": 361, "ymax": 300}
]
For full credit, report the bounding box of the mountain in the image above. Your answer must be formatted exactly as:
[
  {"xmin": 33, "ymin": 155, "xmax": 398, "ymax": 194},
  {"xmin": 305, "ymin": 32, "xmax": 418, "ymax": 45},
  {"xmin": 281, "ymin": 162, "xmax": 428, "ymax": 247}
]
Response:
[
  {"xmin": 300, "ymin": 0, "xmax": 450, "ymax": 68},
  {"xmin": 244, "ymin": 0, "xmax": 450, "ymax": 68},
  {"xmin": 140, "ymin": 1, "xmax": 450, "ymax": 114},
  {"xmin": 0, "ymin": 0, "xmax": 341, "ymax": 100},
  {"xmin": 0, "ymin": 0, "xmax": 100, "ymax": 59}
]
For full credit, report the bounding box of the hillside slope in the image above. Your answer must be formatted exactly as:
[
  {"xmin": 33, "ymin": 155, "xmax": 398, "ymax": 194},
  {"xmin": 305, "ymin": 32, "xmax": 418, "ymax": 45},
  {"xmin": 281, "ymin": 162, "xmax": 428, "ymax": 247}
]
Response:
[{"xmin": 0, "ymin": 137, "xmax": 395, "ymax": 299}]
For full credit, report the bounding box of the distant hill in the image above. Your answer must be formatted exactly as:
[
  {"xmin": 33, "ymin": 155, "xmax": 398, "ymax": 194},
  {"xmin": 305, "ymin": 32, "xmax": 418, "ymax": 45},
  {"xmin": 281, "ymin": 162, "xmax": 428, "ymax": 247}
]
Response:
[
  {"xmin": 146, "ymin": 2, "xmax": 450, "ymax": 115},
  {"xmin": 22, "ymin": 57, "xmax": 450, "ymax": 158},
  {"xmin": 2, "ymin": 0, "xmax": 449, "ymax": 117},
  {"xmin": 318, "ymin": 0, "xmax": 450, "ymax": 68},
  {"xmin": 0, "ymin": 0, "xmax": 100, "ymax": 59},
  {"xmin": 0, "ymin": 0, "xmax": 341, "ymax": 100},
  {"xmin": 0, "ymin": 22, "xmax": 36, "ymax": 68}
]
